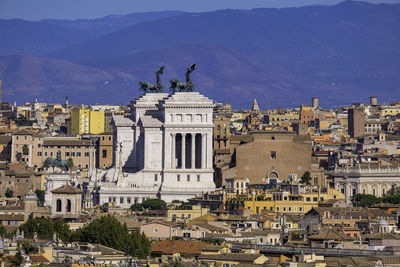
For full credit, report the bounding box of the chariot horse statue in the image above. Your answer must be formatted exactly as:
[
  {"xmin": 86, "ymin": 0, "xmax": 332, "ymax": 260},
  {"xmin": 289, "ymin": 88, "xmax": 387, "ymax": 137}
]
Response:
[
  {"xmin": 169, "ymin": 64, "xmax": 196, "ymax": 93},
  {"xmin": 139, "ymin": 66, "xmax": 165, "ymax": 93}
]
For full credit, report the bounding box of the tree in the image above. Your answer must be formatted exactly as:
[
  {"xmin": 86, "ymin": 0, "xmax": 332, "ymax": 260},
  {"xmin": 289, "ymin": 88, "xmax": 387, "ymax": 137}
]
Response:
[
  {"xmin": 53, "ymin": 219, "xmax": 71, "ymax": 242},
  {"xmin": 19, "ymin": 217, "xmax": 72, "ymax": 242},
  {"xmin": 22, "ymin": 144, "xmax": 29, "ymax": 155},
  {"xmin": 20, "ymin": 240, "xmax": 38, "ymax": 255},
  {"xmin": 0, "ymin": 224, "xmax": 6, "ymax": 237},
  {"xmin": 300, "ymin": 171, "xmax": 312, "ymax": 185},
  {"xmin": 11, "ymin": 250, "xmax": 24, "ymax": 266},
  {"xmin": 67, "ymin": 158, "xmax": 74, "ymax": 169},
  {"xmin": 141, "ymin": 198, "xmax": 166, "ymax": 210},
  {"xmin": 351, "ymin": 194, "xmax": 381, "ymax": 207},
  {"xmin": 34, "ymin": 189, "xmax": 45, "ymax": 206},
  {"xmin": 5, "ymin": 188, "xmax": 14, "ymax": 198},
  {"xmin": 73, "ymin": 215, "xmax": 150, "ymax": 258}
]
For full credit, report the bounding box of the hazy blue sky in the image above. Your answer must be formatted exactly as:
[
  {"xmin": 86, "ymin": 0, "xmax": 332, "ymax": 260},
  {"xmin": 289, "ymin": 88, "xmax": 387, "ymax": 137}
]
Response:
[{"xmin": 1, "ymin": 0, "xmax": 400, "ymax": 20}]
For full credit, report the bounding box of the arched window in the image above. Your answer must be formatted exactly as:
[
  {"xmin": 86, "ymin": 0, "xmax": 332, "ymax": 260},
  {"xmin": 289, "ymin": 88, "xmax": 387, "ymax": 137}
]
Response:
[
  {"xmin": 66, "ymin": 199, "xmax": 72, "ymax": 212},
  {"xmin": 56, "ymin": 199, "xmax": 62, "ymax": 212}
]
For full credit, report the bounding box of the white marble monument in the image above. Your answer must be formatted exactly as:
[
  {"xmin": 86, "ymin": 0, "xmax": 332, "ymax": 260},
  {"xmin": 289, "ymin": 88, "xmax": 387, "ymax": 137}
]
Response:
[{"xmin": 95, "ymin": 92, "xmax": 216, "ymax": 208}]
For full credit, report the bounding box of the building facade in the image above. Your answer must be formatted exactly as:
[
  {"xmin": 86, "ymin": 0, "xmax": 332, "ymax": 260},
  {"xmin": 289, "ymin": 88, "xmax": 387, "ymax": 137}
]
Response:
[
  {"xmin": 222, "ymin": 131, "xmax": 312, "ymax": 184},
  {"xmin": 332, "ymin": 166, "xmax": 400, "ymax": 203},
  {"xmin": 95, "ymin": 92, "xmax": 216, "ymax": 207},
  {"xmin": 11, "ymin": 131, "xmax": 96, "ymax": 169}
]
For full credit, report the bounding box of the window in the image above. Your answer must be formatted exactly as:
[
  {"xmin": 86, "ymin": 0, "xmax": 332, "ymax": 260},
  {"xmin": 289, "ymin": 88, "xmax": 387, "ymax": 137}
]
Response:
[
  {"xmin": 66, "ymin": 199, "xmax": 71, "ymax": 212},
  {"xmin": 127, "ymin": 197, "xmax": 131, "ymax": 204},
  {"xmin": 313, "ymin": 197, "xmax": 318, "ymax": 202},
  {"xmin": 154, "ymin": 174, "xmax": 158, "ymax": 182},
  {"xmin": 197, "ymin": 175, "xmax": 200, "ymax": 182},
  {"xmin": 56, "ymin": 199, "xmax": 62, "ymax": 212},
  {"xmin": 314, "ymin": 176, "xmax": 318, "ymax": 185},
  {"xmin": 37, "ymin": 152, "xmax": 42, "ymax": 156},
  {"xmin": 77, "ymin": 152, "xmax": 81, "ymax": 157},
  {"xmin": 120, "ymin": 197, "xmax": 124, "ymax": 204},
  {"xmin": 65, "ymin": 152, "xmax": 70, "ymax": 157},
  {"xmin": 187, "ymin": 175, "xmax": 190, "ymax": 182},
  {"xmin": 299, "ymin": 207, "xmax": 303, "ymax": 212},
  {"xmin": 71, "ymin": 152, "xmax": 75, "ymax": 157},
  {"xmin": 84, "ymin": 152, "xmax": 89, "ymax": 157},
  {"xmin": 306, "ymin": 197, "xmax": 311, "ymax": 202},
  {"xmin": 102, "ymin": 149, "xmax": 107, "ymax": 158},
  {"xmin": 283, "ymin": 207, "xmax": 286, "ymax": 211},
  {"xmin": 177, "ymin": 175, "xmax": 180, "ymax": 182},
  {"xmin": 270, "ymin": 151, "xmax": 276, "ymax": 159},
  {"xmin": 38, "ymin": 144, "xmax": 41, "ymax": 148},
  {"xmin": 109, "ymin": 197, "xmax": 112, "ymax": 202},
  {"xmin": 154, "ymin": 228, "xmax": 158, "ymax": 233}
]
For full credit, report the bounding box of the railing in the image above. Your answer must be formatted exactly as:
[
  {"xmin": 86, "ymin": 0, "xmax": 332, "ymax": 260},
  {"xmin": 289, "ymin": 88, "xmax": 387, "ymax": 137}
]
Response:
[
  {"xmin": 333, "ymin": 166, "xmax": 400, "ymax": 175},
  {"xmin": 260, "ymin": 245, "xmax": 393, "ymax": 256},
  {"xmin": 231, "ymin": 243, "xmax": 394, "ymax": 257}
]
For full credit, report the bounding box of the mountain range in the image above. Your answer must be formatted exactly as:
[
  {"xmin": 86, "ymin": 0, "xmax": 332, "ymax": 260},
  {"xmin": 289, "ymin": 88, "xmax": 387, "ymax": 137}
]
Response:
[{"xmin": 0, "ymin": 1, "xmax": 399, "ymax": 108}]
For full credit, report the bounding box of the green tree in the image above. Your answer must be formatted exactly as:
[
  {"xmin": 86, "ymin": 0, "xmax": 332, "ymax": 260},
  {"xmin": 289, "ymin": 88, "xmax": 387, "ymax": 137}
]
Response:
[
  {"xmin": 73, "ymin": 215, "xmax": 150, "ymax": 258},
  {"xmin": 141, "ymin": 198, "xmax": 166, "ymax": 210},
  {"xmin": 34, "ymin": 189, "xmax": 45, "ymax": 206},
  {"xmin": 19, "ymin": 217, "xmax": 71, "ymax": 242},
  {"xmin": 22, "ymin": 144, "xmax": 29, "ymax": 155},
  {"xmin": 53, "ymin": 219, "xmax": 71, "ymax": 242},
  {"xmin": 351, "ymin": 194, "xmax": 381, "ymax": 207},
  {"xmin": 300, "ymin": 171, "xmax": 312, "ymax": 185},
  {"xmin": 5, "ymin": 188, "xmax": 14, "ymax": 198},
  {"xmin": 11, "ymin": 250, "xmax": 24, "ymax": 266},
  {"xmin": 0, "ymin": 224, "xmax": 6, "ymax": 237},
  {"xmin": 20, "ymin": 240, "xmax": 38, "ymax": 255},
  {"xmin": 67, "ymin": 158, "xmax": 74, "ymax": 169}
]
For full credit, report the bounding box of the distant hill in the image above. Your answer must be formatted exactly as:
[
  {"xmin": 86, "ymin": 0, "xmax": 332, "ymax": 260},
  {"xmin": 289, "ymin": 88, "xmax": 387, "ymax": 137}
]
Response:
[
  {"xmin": 1, "ymin": 1, "xmax": 400, "ymax": 107},
  {"xmin": 0, "ymin": 11, "xmax": 184, "ymax": 56},
  {"xmin": 39, "ymin": 11, "xmax": 184, "ymax": 36},
  {"xmin": 0, "ymin": 55, "xmax": 137, "ymax": 104}
]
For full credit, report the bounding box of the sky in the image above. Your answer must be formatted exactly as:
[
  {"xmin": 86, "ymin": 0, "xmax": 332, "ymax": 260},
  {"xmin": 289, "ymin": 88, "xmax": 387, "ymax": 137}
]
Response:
[{"xmin": 1, "ymin": 0, "xmax": 400, "ymax": 20}]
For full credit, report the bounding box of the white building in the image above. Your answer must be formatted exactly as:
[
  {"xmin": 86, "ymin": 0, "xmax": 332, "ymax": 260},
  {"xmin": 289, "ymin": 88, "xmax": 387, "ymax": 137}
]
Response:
[
  {"xmin": 332, "ymin": 166, "xmax": 400, "ymax": 203},
  {"xmin": 95, "ymin": 92, "xmax": 216, "ymax": 207}
]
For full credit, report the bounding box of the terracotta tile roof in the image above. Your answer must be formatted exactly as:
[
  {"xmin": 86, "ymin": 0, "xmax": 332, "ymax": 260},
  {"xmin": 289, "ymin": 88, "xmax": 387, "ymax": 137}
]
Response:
[
  {"xmin": 29, "ymin": 255, "xmax": 50, "ymax": 263},
  {"xmin": 367, "ymin": 232, "xmax": 400, "ymax": 240},
  {"xmin": 12, "ymin": 129, "xmax": 40, "ymax": 136},
  {"xmin": 51, "ymin": 184, "xmax": 82, "ymax": 194},
  {"xmin": 201, "ymin": 245, "xmax": 226, "ymax": 252},
  {"xmin": 198, "ymin": 253, "xmax": 266, "ymax": 263},
  {"xmin": 192, "ymin": 223, "xmax": 227, "ymax": 232},
  {"xmin": 0, "ymin": 214, "xmax": 25, "ymax": 221},
  {"xmin": 324, "ymin": 257, "xmax": 376, "ymax": 267},
  {"xmin": 309, "ymin": 227, "xmax": 354, "ymax": 241},
  {"xmin": 151, "ymin": 240, "xmax": 208, "ymax": 255},
  {"xmin": 43, "ymin": 138, "xmax": 91, "ymax": 146}
]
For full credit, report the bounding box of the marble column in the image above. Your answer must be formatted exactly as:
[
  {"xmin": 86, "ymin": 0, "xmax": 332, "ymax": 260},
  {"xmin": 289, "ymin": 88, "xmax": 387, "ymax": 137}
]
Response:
[
  {"xmin": 207, "ymin": 132, "xmax": 213, "ymax": 169},
  {"xmin": 191, "ymin": 133, "xmax": 196, "ymax": 169},
  {"xmin": 201, "ymin": 133, "xmax": 206, "ymax": 169},
  {"xmin": 171, "ymin": 133, "xmax": 176, "ymax": 169},
  {"xmin": 182, "ymin": 133, "xmax": 186, "ymax": 169}
]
